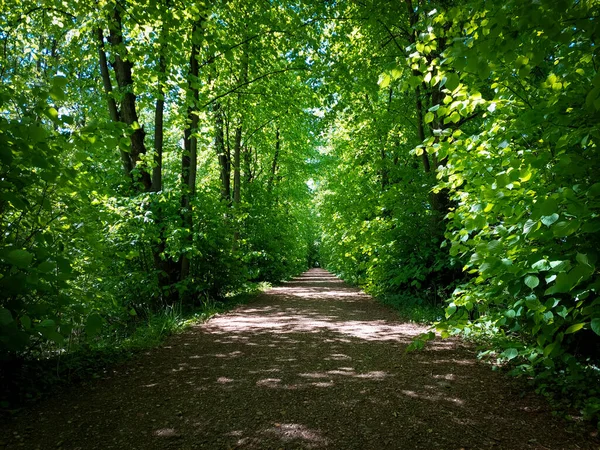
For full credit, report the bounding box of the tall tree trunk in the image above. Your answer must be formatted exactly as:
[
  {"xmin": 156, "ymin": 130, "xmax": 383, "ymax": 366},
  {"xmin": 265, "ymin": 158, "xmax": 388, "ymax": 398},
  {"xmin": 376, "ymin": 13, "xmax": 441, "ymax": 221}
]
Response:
[
  {"xmin": 405, "ymin": 0, "xmax": 450, "ymax": 216},
  {"xmin": 95, "ymin": 28, "xmax": 133, "ymax": 177},
  {"xmin": 233, "ymin": 40, "xmax": 249, "ymax": 207},
  {"xmin": 150, "ymin": 6, "xmax": 180, "ymax": 302},
  {"xmin": 405, "ymin": 0, "xmax": 430, "ymax": 173},
  {"xmin": 180, "ymin": 21, "xmax": 201, "ymax": 281},
  {"xmin": 215, "ymin": 102, "xmax": 231, "ymax": 203},
  {"xmin": 380, "ymin": 86, "xmax": 394, "ymax": 189},
  {"xmin": 267, "ymin": 127, "xmax": 280, "ymax": 193},
  {"xmin": 243, "ymin": 145, "xmax": 254, "ymax": 183},
  {"xmin": 233, "ymin": 125, "xmax": 242, "ymax": 206},
  {"xmin": 152, "ymin": 50, "xmax": 166, "ymax": 192},
  {"xmin": 108, "ymin": 6, "xmax": 152, "ymax": 191},
  {"xmin": 232, "ymin": 123, "xmax": 242, "ymax": 248}
]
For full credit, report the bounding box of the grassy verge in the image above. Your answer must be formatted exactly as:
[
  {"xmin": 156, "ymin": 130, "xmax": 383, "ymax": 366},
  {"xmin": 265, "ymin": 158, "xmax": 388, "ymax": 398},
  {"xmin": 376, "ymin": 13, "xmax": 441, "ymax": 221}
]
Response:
[
  {"xmin": 377, "ymin": 293, "xmax": 444, "ymax": 325},
  {"xmin": 0, "ymin": 282, "xmax": 269, "ymax": 414}
]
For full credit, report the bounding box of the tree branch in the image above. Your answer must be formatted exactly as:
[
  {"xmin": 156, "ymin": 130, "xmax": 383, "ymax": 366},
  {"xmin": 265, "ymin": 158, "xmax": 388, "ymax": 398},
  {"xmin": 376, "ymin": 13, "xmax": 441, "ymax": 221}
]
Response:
[{"xmin": 201, "ymin": 67, "xmax": 309, "ymax": 109}]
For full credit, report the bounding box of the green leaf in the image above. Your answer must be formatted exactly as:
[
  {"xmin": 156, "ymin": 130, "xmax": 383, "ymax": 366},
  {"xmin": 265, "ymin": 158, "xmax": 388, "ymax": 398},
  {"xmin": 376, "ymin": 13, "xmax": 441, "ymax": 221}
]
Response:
[
  {"xmin": 503, "ymin": 348, "xmax": 518, "ymax": 360},
  {"xmin": 591, "ymin": 318, "xmax": 600, "ymax": 336},
  {"xmin": 523, "ymin": 219, "xmax": 539, "ymax": 234},
  {"xmin": 543, "ymin": 342, "xmax": 556, "ymax": 357},
  {"xmin": 40, "ymin": 319, "xmax": 55, "ymax": 328},
  {"xmin": 540, "ymin": 198, "xmax": 558, "ymax": 216},
  {"xmin": 586, "ymin": 87, "xmax": 600, "ymax": 109},
  {"xmin": 553, "ymin": 220, "xmax": 579, "ymax": 237},
  {"xmin": 516, "ymin": 55, "xmax": 529, "ymax": 67},
  {"xmin": 532, "ymin": 259, "xmax": 550, "ymax": 271},
  {"xmin": 424, "ymin": 112, "xmax": 434, "ymax": 124},
  {"xmin": 445, "ymin": 304, "xmax": 457, "ymax": 318},
  {"xmin": 541, "ymin": 214, "xmax": 559, "ymax": 226},
  {"xmin": 525, "ymin": 297, "xmax": 542, "ymax": 311},
  {"xmin": 379, "ymin": 73, "xmax": 391, "ymax": 88},
  {"xmin": 556, "ymin": 305, "xmax": 568, "ymax": 319},
  {"xmin": 40, "ymin": 328, "xmax": 64, "ymax": 344},
  {"xmin": 85, "ymin": 313, "xmax": 103, "ymax": 337},
  {"xmin": 565, "ymin": 323, "xmax": 586, "ymax": 334},
  {"xmin": 549, "ymin": 260, "xmax": 569, "ymax": 272},
  {"xmin": 445, "ymin": 73, "xmax": 459, "ymax": 91},
  {"xmin": 20, "ymin": 315, "xmax": 31, "ymax": 330},
  {"xmin": 589, "ymin": 182, "xmax": 600, "ymax": 197},
  {"xmin": 547, "ymin": 272, "xmax": 572, "ymax": 294},
  {"xmin": 525, "ymin": 275, "xmax": 539, "ymax": 289},
  {"xmin": 0, "ymin": 308, "xmax": 14, "ymax": 326},
  {"xmin": 37, "ymin": 261, "xmax": 55, "ymax": 273},
  {"xmin": 576, "ymin": 253, "xmax": 590, "ymax": 267},
  {"xmin": 4, "ymin": 249, "xmax": 33, "ymax": 269}
]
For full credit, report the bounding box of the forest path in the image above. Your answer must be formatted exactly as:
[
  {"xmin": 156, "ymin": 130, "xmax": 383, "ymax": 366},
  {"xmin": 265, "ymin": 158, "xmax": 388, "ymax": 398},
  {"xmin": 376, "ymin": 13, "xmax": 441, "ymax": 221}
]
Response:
[{"xmin": 1, "ymin": 269, "xmax": 596, "ymax": 450}]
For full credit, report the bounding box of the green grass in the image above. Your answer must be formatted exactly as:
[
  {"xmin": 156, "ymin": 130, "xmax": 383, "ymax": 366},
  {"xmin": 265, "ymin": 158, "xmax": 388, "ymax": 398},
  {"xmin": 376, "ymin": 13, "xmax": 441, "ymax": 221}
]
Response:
[
  {"xmin": 0, "ymin": 282, "xmax": 269, "ymax": 413},
  {"xmin": 378, "ymin": 293, "xmax": 444, "ymax": 324}
]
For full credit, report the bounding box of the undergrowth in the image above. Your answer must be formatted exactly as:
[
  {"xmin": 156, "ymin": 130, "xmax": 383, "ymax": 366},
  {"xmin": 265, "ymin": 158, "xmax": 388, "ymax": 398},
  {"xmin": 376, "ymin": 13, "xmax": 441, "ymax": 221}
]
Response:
[
  {"xmin": 398, "ymin": 300, "xmax": 600, "ymax": 429},
  {"xmin": 0, "ymin": 282, "xmax": 269, "ymax": 414},
  {"xmin": 378, "ymin": 293, "xmax": 443, "ymax": 324},
  {"xmin": 422, "ymin": 316, "xmax": 600, "ymax": 430},
  {"xmin": 471, "ymin": 330, "xmax": 600, "ymax": 429}
]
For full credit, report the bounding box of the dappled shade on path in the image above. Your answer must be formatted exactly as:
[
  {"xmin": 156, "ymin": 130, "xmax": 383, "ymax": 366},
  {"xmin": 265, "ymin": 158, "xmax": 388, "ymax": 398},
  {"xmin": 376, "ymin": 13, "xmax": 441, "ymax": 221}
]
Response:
[{"xmin": 1, "ymin": 269, "xmax": 596, "ymax": 449}]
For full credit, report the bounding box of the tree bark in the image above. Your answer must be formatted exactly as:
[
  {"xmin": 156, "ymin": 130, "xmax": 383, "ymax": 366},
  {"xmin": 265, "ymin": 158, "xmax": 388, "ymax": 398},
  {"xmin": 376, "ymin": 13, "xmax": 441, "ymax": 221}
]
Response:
[
  {"xmin": 405, "ymin": 0, "xmax": 452, "ymax": 215},
  {"xmin": 380, "ymin": 86, "xmax": 394, "ymax": 188},
  {"xmin": 152, "ymin": 50, "xmax": 166, "ymax": 192},
  {"xmin": 243, "ymin": 145, "xmax": 254, "ymax": 183},
  {"xmin": 414, "ymin": 85, "xmax": 430, "ymax": 172},
  {"xmin": 150, "ymin": 7, "xmax": 180, "ymax": 300},
  {"xmin": 268, "ymin": 127, "xmax": 280, "ymax": 193},
  {"xmin": 95, "ymin": 27, "xmax": 133, "ymax": 177},
  {"xmin": 233, "ymin": 40, "xmax": 249, "ymax": 206},
  {"xmin": 180, "ymin": 21, "xmax": 201, "ymax": 281},
  {"xmin": 405, "ymin": 0, "xmax": 431, "ymax": 173},
  {"xmin": 233, "ymin": 125, "xmax": 242, "ymax": 205},
  {"xmin": 215, "ymin": 102, "xmax": 231, "ymax": 203},
  {"xmin": 108, "ymin": 6, "xmax": 152, "ymax": 191}
]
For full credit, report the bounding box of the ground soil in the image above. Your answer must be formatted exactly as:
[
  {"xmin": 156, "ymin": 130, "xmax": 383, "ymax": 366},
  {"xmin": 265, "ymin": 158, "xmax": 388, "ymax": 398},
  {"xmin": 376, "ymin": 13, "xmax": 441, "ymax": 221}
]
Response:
[{"xmin": 1, "ymin": 269, "xmax": 598, "ymax": 449}]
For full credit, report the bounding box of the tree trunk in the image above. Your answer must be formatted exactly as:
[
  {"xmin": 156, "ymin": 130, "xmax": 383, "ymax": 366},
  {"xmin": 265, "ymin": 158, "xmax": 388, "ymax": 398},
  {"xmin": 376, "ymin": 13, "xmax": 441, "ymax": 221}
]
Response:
[
  {"xmin": 180, "ymin": 21, "xmax": 201, "ymax": 281},
  {"xmin": 243, "ymin": 145, "xmax": 254, "ymax": 183},
  {"xmin": 150, "ymin": 9, "xmax": 180, "ymax": 301},
  {"xmin": 108, "ymin": 6, "xmax": 152, "ymax": 191},
  {"xmin": 233, "ymin": 126, "xmax": 242, "ymax": 205},
  {"xmin": 233, "ymin": 40, "xmax": 249, "ymax": 207},
  {"xmin": 268, "ymin": 128, "xmax": 280, "ymax": 193},
  {"xmin": 152, "ymin": 48, "xmax": 166, "ymax": 192},
  {"xmin": 215, "ymin": 102, "xmax": 231, "ymax": 203},
  {"xmin": 405, "ymin": 0, "xmax": 450, "ymax": 216},
  {"xmin": 380, "ymin": 86, "xmax": 394, "ymax": 189},
  {"xmin": 414, "ymin": 85, "xmax": 430, "ymax": 172},
  {"xmin": 95, "ymin": 28, "xmax": 133, "ymax": 177},
  {"xmin": 405, "ymin": 0, "xmax": 431, "ymax": 173}
]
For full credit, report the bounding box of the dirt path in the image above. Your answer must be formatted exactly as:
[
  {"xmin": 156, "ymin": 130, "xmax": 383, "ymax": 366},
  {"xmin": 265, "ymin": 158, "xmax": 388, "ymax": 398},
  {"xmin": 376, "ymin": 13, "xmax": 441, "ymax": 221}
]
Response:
[{"xmin": 1, "ymin": 269, "xmax": 597, "ymax": 449}]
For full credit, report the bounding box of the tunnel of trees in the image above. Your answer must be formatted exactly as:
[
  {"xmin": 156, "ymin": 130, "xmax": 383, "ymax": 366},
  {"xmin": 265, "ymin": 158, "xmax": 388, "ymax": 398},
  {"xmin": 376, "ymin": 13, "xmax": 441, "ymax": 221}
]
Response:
[{"xmin": 1, "ymin": 0, "xmax": 599, "ymax": 424}]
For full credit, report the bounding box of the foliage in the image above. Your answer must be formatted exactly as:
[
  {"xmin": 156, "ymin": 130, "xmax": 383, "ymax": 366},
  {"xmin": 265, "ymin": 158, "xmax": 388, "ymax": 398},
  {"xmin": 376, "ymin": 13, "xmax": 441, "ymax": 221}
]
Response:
[
  {"xmin": 0, "ymin": 0, "xmax": 317, "ymax": 369},
  {"xmin": 2, "ymin": 0, "xmax": 599, "ymax": 428},
  {"xmin": 314, "ymin": 0, "xmax": 600, "ymax": 424},
  {"xmin": 384, "ymin": 0, "xmax": 599, "ymax": 424},
  {"xmin": 379, "ymin": 294, "xmax": 444, "ymax": 324},
  {"xmin": 0, "ymin": 286, "xmax": 263, "ymax": 409}
]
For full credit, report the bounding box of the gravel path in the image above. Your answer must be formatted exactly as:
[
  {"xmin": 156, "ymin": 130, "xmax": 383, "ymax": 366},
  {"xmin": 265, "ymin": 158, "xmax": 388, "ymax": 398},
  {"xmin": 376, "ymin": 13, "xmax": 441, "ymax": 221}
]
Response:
[{"xmin": 1, "ymin": 269, "xmax": 598, "ymax": 449}]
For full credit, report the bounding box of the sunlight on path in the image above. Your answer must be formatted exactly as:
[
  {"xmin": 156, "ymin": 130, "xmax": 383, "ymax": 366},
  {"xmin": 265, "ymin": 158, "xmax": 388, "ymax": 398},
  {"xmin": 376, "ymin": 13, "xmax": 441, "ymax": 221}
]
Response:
[
  {"xmin": 1, "ymin": 269, "xmax": 593, "ymax": 450},
  {"xmin": 207, "ymin": 270, "xmax": 439, "ymax": 344}
]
